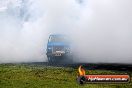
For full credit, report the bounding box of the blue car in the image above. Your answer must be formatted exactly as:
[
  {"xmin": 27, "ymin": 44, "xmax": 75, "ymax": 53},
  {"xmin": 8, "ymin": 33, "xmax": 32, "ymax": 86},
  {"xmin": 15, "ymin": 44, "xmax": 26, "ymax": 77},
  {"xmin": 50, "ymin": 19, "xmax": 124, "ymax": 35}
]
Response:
[{"xmin": 46, "ymin": 34, "xmax": 72, "ymax": 63}]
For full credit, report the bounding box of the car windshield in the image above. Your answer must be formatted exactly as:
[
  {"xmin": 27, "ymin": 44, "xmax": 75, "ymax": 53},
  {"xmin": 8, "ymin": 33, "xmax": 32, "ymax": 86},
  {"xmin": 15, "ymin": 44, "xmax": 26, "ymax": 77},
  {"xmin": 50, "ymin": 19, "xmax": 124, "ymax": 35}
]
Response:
[{"xmin": 49, "ymin": 35, "xmax": 68, "ymax": 42}]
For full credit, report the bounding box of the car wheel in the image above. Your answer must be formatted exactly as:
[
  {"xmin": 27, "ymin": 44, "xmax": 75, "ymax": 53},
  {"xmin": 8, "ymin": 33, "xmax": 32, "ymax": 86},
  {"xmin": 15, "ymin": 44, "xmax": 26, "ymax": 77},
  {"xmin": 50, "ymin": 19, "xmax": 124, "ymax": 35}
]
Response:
[{"xmin": 47, "ymin": 56, "xmax": 53, "ymax": 63}]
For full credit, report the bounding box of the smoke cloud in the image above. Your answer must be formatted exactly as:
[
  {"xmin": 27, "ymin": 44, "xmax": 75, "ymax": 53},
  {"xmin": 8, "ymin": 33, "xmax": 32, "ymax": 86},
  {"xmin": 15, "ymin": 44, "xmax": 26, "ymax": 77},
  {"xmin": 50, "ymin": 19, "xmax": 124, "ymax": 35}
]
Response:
[{"xmin": 0, "ymin": 0, "xmax": 132, "ymax": 63}]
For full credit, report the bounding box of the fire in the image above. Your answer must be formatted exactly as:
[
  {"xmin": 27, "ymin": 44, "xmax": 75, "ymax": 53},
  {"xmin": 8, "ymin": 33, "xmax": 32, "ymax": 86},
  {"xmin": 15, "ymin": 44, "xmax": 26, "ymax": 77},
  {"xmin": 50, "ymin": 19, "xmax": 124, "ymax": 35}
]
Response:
[{"xmin": 78, "ymin": 65, "xmax": 86, "ymax": 76}]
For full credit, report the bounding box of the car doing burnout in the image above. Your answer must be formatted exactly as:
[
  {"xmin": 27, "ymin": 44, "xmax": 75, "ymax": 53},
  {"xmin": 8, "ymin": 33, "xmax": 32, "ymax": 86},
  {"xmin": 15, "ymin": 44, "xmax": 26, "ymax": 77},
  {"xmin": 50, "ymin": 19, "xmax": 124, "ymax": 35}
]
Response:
[{"xmin": 46, "ymin": 34, "xmax": 72, "ymax": 63}]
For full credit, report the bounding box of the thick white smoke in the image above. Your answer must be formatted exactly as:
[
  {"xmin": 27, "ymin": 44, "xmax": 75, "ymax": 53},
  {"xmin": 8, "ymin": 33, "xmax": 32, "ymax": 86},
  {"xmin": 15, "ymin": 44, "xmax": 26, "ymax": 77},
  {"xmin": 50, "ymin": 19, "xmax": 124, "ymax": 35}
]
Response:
[
  {"xmin": 0, "ymin": 0, "xmax": 132, "ymax": 63},
  {"xmin": 72, "ymin": 0, "xmax": 132, "ymax": 63}
]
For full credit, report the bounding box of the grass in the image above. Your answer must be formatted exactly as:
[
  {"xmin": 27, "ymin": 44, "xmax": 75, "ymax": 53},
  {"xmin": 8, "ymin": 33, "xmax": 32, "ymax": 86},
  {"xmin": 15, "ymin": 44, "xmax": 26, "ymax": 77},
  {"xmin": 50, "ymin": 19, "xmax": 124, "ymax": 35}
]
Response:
[{"xmin": 0, "ymin": 64, "xmax": 132, "ymax": 88}]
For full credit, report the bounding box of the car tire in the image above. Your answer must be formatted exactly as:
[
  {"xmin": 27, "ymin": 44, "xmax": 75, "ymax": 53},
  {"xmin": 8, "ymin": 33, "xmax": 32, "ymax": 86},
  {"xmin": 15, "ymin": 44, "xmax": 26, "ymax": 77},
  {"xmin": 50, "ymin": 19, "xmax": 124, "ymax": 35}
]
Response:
[{"xmin": 47, "ymin": 56, "xmax": 53, "ymax": 63}]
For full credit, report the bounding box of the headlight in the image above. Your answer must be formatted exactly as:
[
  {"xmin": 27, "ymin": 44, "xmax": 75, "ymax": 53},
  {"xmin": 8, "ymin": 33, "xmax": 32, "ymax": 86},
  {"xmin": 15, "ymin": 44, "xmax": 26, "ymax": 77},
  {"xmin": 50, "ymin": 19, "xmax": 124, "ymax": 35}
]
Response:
[
  {"xmin": 47, "ymin": 47, "xmax": 52, "ymax": 52},
  {"xmin": 48, "ymin": 47, "xmax": 52, "ymax": 49}
]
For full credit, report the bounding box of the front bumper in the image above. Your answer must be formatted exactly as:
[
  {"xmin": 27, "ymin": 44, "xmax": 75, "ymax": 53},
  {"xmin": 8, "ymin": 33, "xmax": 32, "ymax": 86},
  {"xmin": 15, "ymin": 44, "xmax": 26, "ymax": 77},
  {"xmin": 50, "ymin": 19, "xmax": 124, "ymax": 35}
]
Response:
[{"xmin": 46, "ymin": 51, "xmax": 66, "ymax": 56}]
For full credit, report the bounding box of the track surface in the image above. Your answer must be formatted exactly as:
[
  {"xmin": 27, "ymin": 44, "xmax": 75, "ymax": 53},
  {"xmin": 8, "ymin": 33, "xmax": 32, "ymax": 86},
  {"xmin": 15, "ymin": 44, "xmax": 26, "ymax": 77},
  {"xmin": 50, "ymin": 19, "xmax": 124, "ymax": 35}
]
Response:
[{"xmin": 19, "ymin": 62, "xmax": 132, "ymax": 72}]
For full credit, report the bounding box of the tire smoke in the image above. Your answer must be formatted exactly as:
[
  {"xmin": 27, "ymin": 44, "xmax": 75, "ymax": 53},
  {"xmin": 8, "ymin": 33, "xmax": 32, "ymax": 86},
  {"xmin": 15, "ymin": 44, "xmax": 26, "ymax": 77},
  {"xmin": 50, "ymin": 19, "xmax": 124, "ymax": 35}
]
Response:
[{"xmin": 0, "ymin": 0, "xmax": 132, "ymax": 63}]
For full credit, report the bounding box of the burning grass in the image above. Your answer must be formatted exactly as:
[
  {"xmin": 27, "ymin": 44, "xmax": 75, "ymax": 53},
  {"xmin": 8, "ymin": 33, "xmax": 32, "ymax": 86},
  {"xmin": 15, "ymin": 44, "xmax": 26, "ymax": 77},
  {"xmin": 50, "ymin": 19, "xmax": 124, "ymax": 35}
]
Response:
[{"xmin": 0, "ymin": 64, "xmax": 132, "ymax": 88}]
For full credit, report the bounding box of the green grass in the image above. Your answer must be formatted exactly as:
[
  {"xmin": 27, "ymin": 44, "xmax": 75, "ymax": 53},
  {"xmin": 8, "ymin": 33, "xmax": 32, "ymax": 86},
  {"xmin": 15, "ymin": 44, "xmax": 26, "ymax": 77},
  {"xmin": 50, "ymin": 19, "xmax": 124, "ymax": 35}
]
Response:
[{"xmin": 0, "ymin": 64, "xmax": 132, "ymax": 88}]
